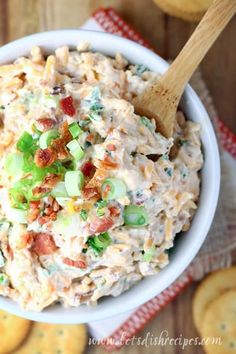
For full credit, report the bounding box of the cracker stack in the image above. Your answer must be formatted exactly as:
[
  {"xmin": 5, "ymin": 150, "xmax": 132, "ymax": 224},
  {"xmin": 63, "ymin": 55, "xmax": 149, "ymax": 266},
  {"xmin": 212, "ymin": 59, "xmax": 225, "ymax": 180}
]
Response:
[
  {"xmin": 153, "ymin": 0, "xmax": 214, "ymax": 22},
  {"xmin": 193, "ymin": 267, "xmax": 236, "ymax": 354}
]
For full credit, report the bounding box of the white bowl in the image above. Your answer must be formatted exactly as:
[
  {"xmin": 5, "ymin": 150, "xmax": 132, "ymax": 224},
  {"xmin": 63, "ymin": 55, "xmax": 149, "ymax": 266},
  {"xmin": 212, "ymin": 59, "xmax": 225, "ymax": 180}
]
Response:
[{"xmin": 0, "ymin": 30, "xmax": 220, "ymax": 323}]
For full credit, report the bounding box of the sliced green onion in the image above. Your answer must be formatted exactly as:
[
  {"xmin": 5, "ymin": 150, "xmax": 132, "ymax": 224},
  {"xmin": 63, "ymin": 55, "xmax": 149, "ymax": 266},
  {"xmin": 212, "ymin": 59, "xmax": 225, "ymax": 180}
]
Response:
[
  {"xmin": 95, "ymin": 200, "xmax": 108, "ymax": 217},
  {"xmin": 89, "ymin": 112, "xmax": 102, "ymax": 121},
  {"xmin": 102, "ymin": 178, "xmax": 127, "ymax": 200},
  {"xmin": 143, "ymin": 246, "xmax": 156, "ymax": 262},
  {"xmin": 79, "ymin": 119, "xmax": 90, "ymax": 127},
  {"xmin": 51, "ymin": 182, "xmax": 68, "ymax": 198},
  {"xmin": 44, "ymin": 94, "xmax": 59, "ymax": 109},
  {"xmin": 0, "ymin": 273, "xmax": 9, "ymax": 286},
  {"xmin": 123, "ymin": 205, "xmax": 149, "ymax": 227},
  {"xmin": 64, "ymin": 171, "xmax": 84, "ymax": 196},
  {"xmin": 39, "ymin": 129, "xmax": 58, "ymax": 149},
  {"xmin": 68, "ymin": 122, "xmax": 83, "ymax": 138},
  {"xmin": 7, "ymin": 208, "xmax": 27, "ymax": 224},
  {"xmin": 87, "ymin": 232, "xmax": 111, "ymax": 254},
  {"xmin": 17, "ymin": 132, "xmax": 34, "ymax": 153},
  {"xmin": 80, "ymin": 209, "xmax": 88, "ymax": 221},
  {"xmin": 66, "ymin": 139, "xmax": 85, "ymax": 161},
  {"xmin": 4, "ymin": 153, "xmax": 24, "ymax": 177}
]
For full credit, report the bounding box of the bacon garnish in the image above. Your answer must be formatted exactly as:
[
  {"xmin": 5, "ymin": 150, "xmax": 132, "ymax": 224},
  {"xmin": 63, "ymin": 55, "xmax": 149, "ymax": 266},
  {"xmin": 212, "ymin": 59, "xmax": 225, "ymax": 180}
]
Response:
[
  {"xmin": 81, "ymin": 162, "xmax": 96, "ymax": 178},
  {"xmin": 83, "ymin": 187, "xmax": 100, "ymax": 201},
  {"xmin": 43, "ymin": 174, "xmax": 61, "ymax": 189},
  {"xmin": 36, "ymin": 117, "xmax": 57, "ymax": 132},
  {"xmin": 89, "ymin": 216, "xmax": 114, "ymax": 234},
  {"xmin": 85, "ymin": 168, "xmax": 107, "ymax": 189},
  {"xmin": 51, "ymin": 121, "xmax": 72, "ymax": 160},
  {"xmin": 31, "ymin": 232, "xmax": 58, "ymax": 256},
  {"xmin": 34, "ymin": 147, "xmax": 57, "ymax": 168},
  {"xmin": 32, "ymin": 185, "xmax": 50, "ymax": 197},
  {"xmin": 60, "ymin": 96, "xmax": 76, "ymax": 117},
  {"xmin": 109, "ymin": 206, "xmax": 120, "ymax": 217},
  {"xmin": 99, "ymin": 155, "xmax": 118, "ymax": 169},
  {"xmin": 32, "ymin": 174, "xmax": 60, "ymax": 198},
  {"xmin": 27, "ymin": 207, "xmax": 41, "ymax": 223},
  {"xmin": 63, "ymin": 257, "xmax": 87, "ymax": 269}
]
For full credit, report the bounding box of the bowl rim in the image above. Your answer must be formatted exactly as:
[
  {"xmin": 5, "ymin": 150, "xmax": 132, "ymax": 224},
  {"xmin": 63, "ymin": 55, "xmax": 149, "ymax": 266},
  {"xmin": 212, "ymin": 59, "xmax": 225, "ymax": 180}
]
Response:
[{"xmin": 0, "ymin": 29, "xmax": 221, "ymax": 323}]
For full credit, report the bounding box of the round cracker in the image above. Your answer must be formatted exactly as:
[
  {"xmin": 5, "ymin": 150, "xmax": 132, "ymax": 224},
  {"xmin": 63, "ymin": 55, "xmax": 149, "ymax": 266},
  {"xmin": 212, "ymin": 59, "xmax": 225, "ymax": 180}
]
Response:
[
  {"xmin": 15, "ymin": 322, "xmax": 87, "ymax": 354},
  {"xmin": 193, "ymin": 267, "xmax": 236, "ymax": 335},
  {"xmin": 153, "ymin": 0, "xmax": 213, "ymax": 22},
  {"xmin": 202, "ymin": 290, "xmax": 236, "ymax": 354},
  {"xmin": 0, "ymin": 309, "xmax": 31, "ymax": 353}
]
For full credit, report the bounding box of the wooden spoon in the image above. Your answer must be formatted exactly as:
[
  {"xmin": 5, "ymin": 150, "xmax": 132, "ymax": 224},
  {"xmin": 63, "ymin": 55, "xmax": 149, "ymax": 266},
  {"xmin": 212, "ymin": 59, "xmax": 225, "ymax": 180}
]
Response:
[{"xmin": 133, "ymin": 0, "xmax": 236, "ymax": 138}]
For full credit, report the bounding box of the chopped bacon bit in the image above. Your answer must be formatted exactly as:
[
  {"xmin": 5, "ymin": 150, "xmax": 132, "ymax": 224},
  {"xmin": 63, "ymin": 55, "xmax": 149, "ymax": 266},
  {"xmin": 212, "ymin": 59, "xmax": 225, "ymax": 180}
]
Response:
[
  {"xmin": 27, "ymin": 207, "xmax": 40, "ymax": 223},
  {"xmin": 43, "ymin": 174, "xmax": 61, "ymax": 189},
  {"xmin": 63, "ymin": 257, "xmax": 87, "ymax": 269},
  {"xmin": 83, "ymin": 187, "xmax": 100, "ymax": 201},
  {"xmin": 36, "ymin": 117, "xmax": 57, "ymax": 132},
  {"xmin": 6, "ymin": 244, "xmax": 13, "ymax": 260},
  {"xmin": 52, "ymin": 200, "xmax": 60, "ymax": 212},
  {"xmin": 52, "ymin": 122, "xmax": 71, "ymax": 160},
  {"xmin": 86, "ymin": 168, "xmax": 107, "ymax": 189},
  {"xmin": 38, "ymin": 216, "xmax": 48, "ymax": 225},
  {"xmin": 60, "ymin": 96, "xmax": 76, "ymax": 116},
  {"xmin": 89, "ymin": 216, "xmax": 114, "ymax": 234},
  {"xmin": 109, "ymin": 206, "xmax": 120, "ymax": 217},
  {"xmin": 29, "ymin": 200, "xmax": 41, "ymax": 209},
  {"xmin": 102, "ymin": 184, "xmax": 111, "ymax": 200},
  {"xmin": 32, "ymin": 185, "xmax": 50, "ymax": 197},
  {"xmin": 31, "ymin": 232, "xmax": 58, "ymax": 256},
  {"xmin": 34, "ymin": 147, "xmax": 57, "ymax": 168},
  {"xmin": 81, "ymin": 162, "xmax": 96, "ymax": 178},
  {"xmin": 52, "ymin": 140, "xmax": 68, "ymax": 160},
  {"xmin": 86, "ymin": 134, "xmax": 94, "ymax": 143},
  {"xmin": 21, "ymin": 232, "xmax": 34, "ymax": 248},
  {"xmin": 99, "ymin": 155, "xmax": 118, "ymax": 169},
  {"xmin": 106, "ymin": 144, "xmax": 116, "ymax": 151}
]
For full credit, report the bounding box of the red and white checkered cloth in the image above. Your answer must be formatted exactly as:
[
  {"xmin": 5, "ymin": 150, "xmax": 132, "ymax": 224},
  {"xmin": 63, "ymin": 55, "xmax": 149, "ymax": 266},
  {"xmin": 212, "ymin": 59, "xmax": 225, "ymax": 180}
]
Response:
[{"xmin": 82, "ymin": 8, "xmax": 236, "ymax": 351}]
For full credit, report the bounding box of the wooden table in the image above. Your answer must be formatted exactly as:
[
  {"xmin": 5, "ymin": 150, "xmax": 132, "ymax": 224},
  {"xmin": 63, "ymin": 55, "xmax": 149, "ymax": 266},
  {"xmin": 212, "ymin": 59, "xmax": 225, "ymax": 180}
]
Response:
[{"xmin": 0, "ymin": 1, "xmax": 235, "ymax": 353}]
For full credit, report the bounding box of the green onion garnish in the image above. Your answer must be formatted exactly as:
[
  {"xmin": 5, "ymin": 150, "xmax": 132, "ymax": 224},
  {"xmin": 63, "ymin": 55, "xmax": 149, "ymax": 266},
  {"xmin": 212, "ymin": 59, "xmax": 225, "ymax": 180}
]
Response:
[
  {"xmin": 68, "ymin": 122, "xmax": 83, "ymax": 138},
  {"xmin": 51, "ymin": 182, "xmax": 68, "ymax": 198},
  {"xmin": 101, "ymin": 178, "xmax": 127, "ymax": 200},
  {"xmin": 87, "ymin": 232, "xmax": 112, "ymax": 254},
  {"xmin": 39, "ymin": 129, "xmax": 58, "ymax": 149},
  {"xmin": 17, "ymin": 132, "xmax": 34, "ymax": 153},
  {"xmin": 80, "ymin": 209, "xmax": 88, "ymax": 221},
  {"xmin": 79, "ymin": 119, "xmax": 90, "ymax": 127},
  {"xmin": 95, "ymin": 199, "xmax": 107, "ymax": 217},
  {"xmin": 64, "ymin": 170, "xmax": 84, "ymax": 196},
  {"xmin": 123, "ymin": 205, "xmax": 149, "ymax": 227},
  {"xmin": 66, "ymin": 139, "xmax": 85, "ymax": 161},
  {"xmin": 143, "ymin": 246, "xmax": 156, "ymax": 262},
  {"xmin": 0, "ymin": 273, "xmax": 9, "ymax": 286},
  {"xmin": 4, "ymin": 153, "xmax": 24, "ymax": 177}
]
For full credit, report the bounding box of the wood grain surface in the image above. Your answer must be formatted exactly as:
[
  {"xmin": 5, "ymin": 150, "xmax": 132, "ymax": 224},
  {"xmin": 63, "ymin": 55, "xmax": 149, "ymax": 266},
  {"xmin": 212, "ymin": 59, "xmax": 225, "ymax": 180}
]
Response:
[{"xmin": 0, "ymin": 1, "xmax": 235, "ymax": 353}]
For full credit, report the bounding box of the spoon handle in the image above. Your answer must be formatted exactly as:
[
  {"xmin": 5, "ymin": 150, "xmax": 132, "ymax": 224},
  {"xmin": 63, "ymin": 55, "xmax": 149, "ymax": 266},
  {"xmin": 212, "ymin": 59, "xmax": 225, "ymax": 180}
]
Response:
[{"xmin": 160, "ymin": 0, "xmax": 236, "ymax": 100}]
